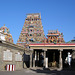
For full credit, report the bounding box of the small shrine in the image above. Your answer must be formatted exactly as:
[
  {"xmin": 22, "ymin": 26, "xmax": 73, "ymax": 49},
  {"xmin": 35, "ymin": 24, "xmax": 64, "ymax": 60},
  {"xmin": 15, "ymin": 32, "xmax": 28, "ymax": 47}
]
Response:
[
  {"xmin": 45, "ymin": 29, "xmax": 64, "ymax": 43},
  {"xmin": 0, "ymin": 24, "xmax": 13, "ymax": 43}
]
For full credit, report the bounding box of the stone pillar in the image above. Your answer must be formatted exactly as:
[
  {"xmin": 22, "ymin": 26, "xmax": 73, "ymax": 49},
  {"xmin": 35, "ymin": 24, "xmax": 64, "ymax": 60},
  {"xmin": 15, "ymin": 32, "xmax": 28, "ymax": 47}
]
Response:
[
  {"xmin": 30, "ymin": 51, "xmax": 32, "ymax": 68},
  {"xmin": 43, "ymin": 50, "xmax": 46, "ymax": 68},
  {"xmin": 35, "ymin": 51, "xmax": 37, "ymax": 60},
  {"xmin": 72, "ymin": 49, "xmax": 75, "ymax": 68},
  {"xmin": 72, "ymin": 49, "xmax": 75, "ymax": 59},
  {"xmin": 38, "ymin": 52, "xmax": 39, "ymax": 60},
  {"xmin": 59, "ymin": 49, "xmax": 63, "ymax": 70},
  {"xmin": 45, "ymin": 58, "xmax": 48, "ymax": 68},
  {"xmin": 33, "ymin": 51, "xmax": 36, "ymax": 67}
]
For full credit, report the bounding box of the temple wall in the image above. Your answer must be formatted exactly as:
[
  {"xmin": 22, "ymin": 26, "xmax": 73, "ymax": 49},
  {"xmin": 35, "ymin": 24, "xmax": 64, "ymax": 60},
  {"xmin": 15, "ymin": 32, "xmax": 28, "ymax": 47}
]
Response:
[{"xmin": 0, "ymin": 42, "xmax": 25, "ymax": 71}]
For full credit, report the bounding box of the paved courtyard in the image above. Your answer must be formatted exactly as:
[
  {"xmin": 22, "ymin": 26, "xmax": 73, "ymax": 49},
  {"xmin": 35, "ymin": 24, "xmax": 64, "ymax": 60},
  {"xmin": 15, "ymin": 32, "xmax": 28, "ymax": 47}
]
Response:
[{"xmin": 0, "ymin": 68, "xmax": 75, "ymax": 75}]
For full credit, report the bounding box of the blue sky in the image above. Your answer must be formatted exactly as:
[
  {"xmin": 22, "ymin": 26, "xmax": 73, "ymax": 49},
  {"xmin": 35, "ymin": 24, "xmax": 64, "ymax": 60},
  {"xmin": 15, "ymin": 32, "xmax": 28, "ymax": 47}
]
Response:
[{"xmin": 0, "ymin": 0, "xmax": 75, "ymax": 44}]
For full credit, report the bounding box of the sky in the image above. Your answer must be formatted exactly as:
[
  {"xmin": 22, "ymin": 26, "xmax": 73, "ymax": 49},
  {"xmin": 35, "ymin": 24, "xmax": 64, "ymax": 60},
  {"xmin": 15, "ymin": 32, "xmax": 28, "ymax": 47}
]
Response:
[{"xmin": 0, "ymin": 0, "xmax": 75, "ymax": 44}]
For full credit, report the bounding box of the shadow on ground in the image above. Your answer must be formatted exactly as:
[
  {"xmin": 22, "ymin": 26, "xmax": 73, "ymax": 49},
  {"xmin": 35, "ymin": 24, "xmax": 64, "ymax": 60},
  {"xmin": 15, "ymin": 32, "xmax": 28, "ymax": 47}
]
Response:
[{"xmin": 30, "ymin": 68, "xmax": 75, "ymax": 75}]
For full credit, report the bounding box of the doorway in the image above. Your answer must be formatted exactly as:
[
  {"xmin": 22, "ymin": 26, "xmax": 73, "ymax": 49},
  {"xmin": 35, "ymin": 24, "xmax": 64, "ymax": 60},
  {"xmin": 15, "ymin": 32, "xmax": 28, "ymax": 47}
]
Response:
[
  {"xmin": 47, "ymin": 49, "xmax": 59, "ymax": 68},
  {"xmin": 33, "ymin": 49, "xmax": 44, "ymax": 67}
]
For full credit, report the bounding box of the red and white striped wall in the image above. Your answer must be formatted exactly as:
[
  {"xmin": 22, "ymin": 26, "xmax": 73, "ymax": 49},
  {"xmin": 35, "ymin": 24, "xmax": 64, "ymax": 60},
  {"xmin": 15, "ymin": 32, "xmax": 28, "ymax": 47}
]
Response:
[{"xmin": 6, "ymin": 64, "xmax": 15, "ymax": 71}]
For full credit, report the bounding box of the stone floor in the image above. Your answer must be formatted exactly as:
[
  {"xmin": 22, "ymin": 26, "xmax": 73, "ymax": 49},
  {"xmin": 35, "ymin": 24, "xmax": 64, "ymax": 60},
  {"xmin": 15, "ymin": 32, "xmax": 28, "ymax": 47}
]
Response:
[{"xmin": 0, "ymin": 68, "xmax": 75, "ymax": 75}]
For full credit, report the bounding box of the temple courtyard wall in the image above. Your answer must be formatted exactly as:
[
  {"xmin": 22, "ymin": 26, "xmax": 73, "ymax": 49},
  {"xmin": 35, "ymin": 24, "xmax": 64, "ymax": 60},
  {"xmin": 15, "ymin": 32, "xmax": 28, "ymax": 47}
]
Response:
[{"xmin": 0, "ymin": 40, "xmax": 25, "ymax": 71}]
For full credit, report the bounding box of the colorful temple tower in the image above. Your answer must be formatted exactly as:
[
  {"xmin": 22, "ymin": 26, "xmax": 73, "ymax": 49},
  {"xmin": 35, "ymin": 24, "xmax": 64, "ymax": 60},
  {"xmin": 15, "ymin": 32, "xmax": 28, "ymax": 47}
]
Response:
[
  {"xmin": 46, "ymin": 30, "xmax": 64, "ymax": 43},
  {"xmin": 17, "ymin": 13, "xmax": 45, "ymax": 47},
  {"xmin": 0, "ymin": 25, "xmax": 13, "ymax": 43}
]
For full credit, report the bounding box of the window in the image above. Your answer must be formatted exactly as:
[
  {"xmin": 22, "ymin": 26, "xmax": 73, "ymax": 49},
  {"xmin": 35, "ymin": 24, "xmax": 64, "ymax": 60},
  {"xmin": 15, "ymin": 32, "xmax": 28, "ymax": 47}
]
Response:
[
  {"xmin": 29, "ymin": 26, "xmax": 34, "ymax": 28},
  {"xmin": 30, "ymin": 34, "xmax": 32, "ymax": 36},
  {"xmin": 40, "ymin": 34, "xmax": 41, "ymax": 36},
  {"xmin": 26, "ymin": 19, "xmax": 28, "ymax": 21},
  {"xmin": 32, "ymin": 19, "xmax": 33, "ymax": 21},
  {"xmin": 37, "ymin": 19, "xmax": 39, "ymax": 20},
  {"xmin": 30, "ymin": 30, "xmax": 32, "ymax": 32}
]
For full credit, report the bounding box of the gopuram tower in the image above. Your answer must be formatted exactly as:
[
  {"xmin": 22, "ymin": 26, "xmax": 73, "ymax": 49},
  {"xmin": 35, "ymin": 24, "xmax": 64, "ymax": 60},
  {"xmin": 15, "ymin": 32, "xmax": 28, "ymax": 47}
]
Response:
[{"xmin": 17, "ymin": 13, "xmax": 45, "ymax": 47}]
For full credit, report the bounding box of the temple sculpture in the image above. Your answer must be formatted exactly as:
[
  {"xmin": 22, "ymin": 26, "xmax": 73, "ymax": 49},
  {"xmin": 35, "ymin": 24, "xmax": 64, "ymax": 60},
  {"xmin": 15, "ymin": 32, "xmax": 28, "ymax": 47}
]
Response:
[{"xmin": 0, "ymin": 25, "xmax": 13, "ymax": 43}]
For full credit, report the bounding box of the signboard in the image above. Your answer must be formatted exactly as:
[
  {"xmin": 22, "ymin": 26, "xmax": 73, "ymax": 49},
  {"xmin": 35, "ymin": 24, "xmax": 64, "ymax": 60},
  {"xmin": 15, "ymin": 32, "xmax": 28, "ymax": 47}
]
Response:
[
  {"xmin": 3, "ymin": 50, "xmax": 12, "ymax": 61},
  {"xmin": 15, "ymin": 52, "xmax": 22, "ymax": 61}
]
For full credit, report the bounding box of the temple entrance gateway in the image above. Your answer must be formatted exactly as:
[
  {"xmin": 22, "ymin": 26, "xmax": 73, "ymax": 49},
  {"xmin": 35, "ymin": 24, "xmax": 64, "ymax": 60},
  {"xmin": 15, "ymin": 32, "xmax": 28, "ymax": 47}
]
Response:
[{"xmin": 46, "ymin": 50, "xmax": 59, "ymax": 68}]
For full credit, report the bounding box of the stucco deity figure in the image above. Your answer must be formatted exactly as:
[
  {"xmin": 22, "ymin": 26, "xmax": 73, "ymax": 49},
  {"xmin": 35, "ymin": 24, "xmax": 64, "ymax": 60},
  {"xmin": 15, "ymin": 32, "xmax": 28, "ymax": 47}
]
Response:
[{"xmin": 67, "ymin": 52, "xmax": 72, "ymax": 66}]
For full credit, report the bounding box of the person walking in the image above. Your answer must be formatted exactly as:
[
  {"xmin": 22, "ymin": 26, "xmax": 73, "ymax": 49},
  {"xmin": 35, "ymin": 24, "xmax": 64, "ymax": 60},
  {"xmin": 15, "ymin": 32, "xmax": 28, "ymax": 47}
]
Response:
[{"xmin": 22, "ymin": 51, "xmax": 27, "ymax": 68}]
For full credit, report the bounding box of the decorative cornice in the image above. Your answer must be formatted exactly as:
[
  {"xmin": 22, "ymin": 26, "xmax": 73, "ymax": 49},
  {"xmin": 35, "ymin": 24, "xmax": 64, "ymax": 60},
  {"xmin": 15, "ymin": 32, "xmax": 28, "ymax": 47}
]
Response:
[{"xmin": 29, "ymin": 43, "xmax": 75, "ymax": 47}]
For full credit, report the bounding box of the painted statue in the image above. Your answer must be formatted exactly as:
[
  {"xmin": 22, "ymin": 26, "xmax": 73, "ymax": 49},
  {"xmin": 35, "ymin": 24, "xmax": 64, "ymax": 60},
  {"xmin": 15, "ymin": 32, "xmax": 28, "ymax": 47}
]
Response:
[
  {"xmin": 65, "ymin": 52, "xmax": 72, "ymax": 66},
  {"xmin": 67, "ymin": 52, "xmax": 72, "ymax": 66}
]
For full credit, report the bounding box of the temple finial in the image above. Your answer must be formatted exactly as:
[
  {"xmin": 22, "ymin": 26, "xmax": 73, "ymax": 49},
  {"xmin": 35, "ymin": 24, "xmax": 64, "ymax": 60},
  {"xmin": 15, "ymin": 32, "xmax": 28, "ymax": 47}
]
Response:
[{"xmin": 4, "ymin": 24, "xmax": 5, "ymax": 26}]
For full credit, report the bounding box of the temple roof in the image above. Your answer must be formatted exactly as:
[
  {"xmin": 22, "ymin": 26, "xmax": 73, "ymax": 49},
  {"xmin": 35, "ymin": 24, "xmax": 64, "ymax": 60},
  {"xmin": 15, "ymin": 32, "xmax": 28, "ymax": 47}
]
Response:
[
  {"xmin": 26, "ymin": 13, "xmax": 41, "ymax": 19},
  {"xmin": 48, "ymin": 30, "xmax": 59, "ymax": 34},
  {"xmin": 27, "ymin": 13, "xmax": 40, "ymax": 15},
  {"xmin": 47, "ymin": 30, "xmax": 63, "ymax": 37}
]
